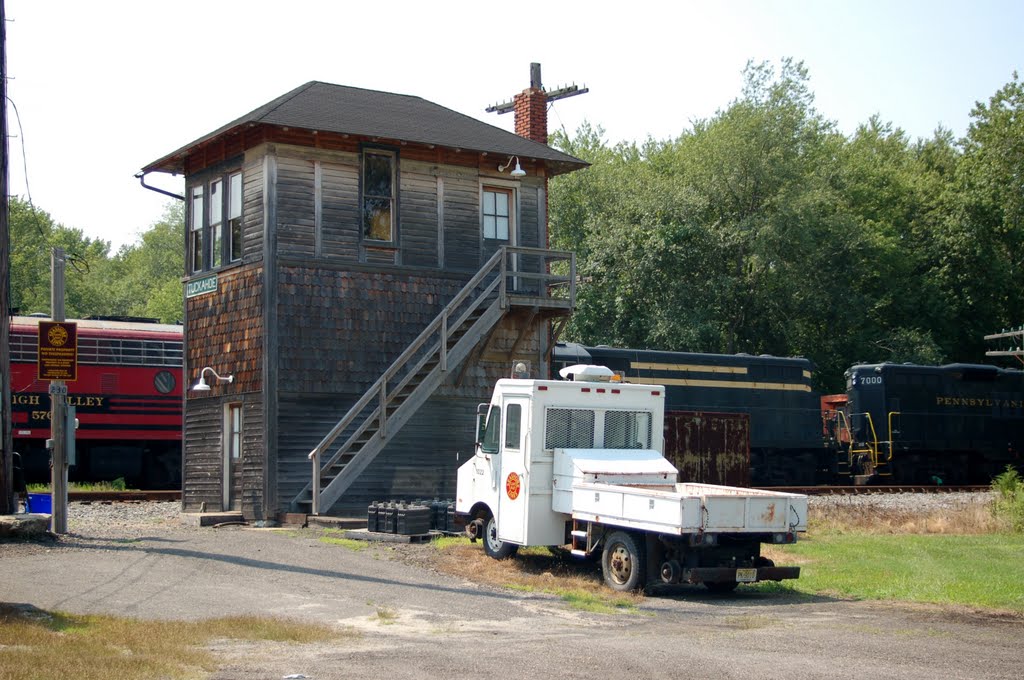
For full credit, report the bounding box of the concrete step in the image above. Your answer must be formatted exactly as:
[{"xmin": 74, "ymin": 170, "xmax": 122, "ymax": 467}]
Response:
[{"xmin": 180, "ymin": 511, "xmax": 245, "ymax": 527}]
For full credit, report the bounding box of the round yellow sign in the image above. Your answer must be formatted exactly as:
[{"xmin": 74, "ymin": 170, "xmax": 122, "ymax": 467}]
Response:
[{"xmin": 47, "ymin": 325, "xmax": 69, "ymax": 347}]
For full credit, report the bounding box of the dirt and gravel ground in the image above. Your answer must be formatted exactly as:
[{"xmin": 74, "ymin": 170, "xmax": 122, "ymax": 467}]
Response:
[{"xmin": 3, "ymin": 494, "xmax": 1022, "ymax": 679}]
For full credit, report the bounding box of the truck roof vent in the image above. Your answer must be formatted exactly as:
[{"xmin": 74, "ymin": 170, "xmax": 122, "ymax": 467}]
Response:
[{"xmin": 558, "ymin": 364, "xmax": 615, "ymax": 382}]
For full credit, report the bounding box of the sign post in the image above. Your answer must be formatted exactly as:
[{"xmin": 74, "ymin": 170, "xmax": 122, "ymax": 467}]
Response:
[{"xmin": 46, "ymin": 248, "xmax": 73, "ymax": 533}]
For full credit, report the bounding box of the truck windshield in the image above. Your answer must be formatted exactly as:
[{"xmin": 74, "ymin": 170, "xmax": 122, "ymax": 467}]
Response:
[{"xmin": 480, "ymin": 405, "xmax": 501, "ymax": 454}]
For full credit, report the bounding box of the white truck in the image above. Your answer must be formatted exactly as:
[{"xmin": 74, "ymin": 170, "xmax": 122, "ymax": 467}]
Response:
[{"xmin": 455, "ymin": 365, "xmax": 808, "ymax": 592}]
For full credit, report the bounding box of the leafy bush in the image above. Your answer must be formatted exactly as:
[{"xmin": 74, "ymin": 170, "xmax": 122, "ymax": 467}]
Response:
[{"xmin": 991, "ymin": 466, "xmax": 1024, "ymax": 532}]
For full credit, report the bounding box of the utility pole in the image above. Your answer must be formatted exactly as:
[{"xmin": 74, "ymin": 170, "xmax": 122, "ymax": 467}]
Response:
[
  {"xmin": 485, "ymin": 63, "xmax": 589, "ymax": 122},
  {"xmin": 985, "ymin": 326, "xmax": 1024, "ymax": 367},
  {"xmin": 50, "ymin": 248, "xmax": 68, "ymax": 533},
  {"xmin": 0, "ymin": 0, "xmax": 13, "ymax": 515}
]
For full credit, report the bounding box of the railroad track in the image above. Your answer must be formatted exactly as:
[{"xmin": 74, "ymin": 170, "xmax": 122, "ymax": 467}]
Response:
[{"xmin": 762, "ymin": 485, "xmax": 991, "ymax": 495}]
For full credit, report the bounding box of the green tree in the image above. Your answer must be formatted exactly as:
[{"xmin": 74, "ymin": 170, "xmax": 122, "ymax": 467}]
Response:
[
  {"xmin": 107, "ymin": 202, "xmax": 185, "ymax": 323},
  {"xmin": 8, "ymin": 197, "xmax": 111, "ymax": 317},
  {"xmin": 936, "ymin": 72, "xmax": 1024, "ymax": 358}
]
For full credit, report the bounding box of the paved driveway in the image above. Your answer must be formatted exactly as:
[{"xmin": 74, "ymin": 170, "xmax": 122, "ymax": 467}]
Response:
[{"xmin": 3, "ymin": 526, "xmax": 1022, "ymax": 679}]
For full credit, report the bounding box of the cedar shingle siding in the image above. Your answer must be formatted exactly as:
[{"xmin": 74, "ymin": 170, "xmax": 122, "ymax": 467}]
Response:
[{"xmin": 150, "ymin": 82, "xmax": 584, "ymax": 520}]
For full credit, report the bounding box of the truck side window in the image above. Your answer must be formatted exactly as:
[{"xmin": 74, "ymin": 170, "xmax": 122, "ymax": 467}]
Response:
[
  {"xmin": 504, "ymin": 404, "xmax": 522, "ymax": 449},
  {"xmin": 545, "ymin": 408, "xmax": 595, "ymax": 449},
  {"xmin": 604, "ymin": 410, "xmax": 653, "ymax": 449},
  {"xmin": 481, "ymin": 405, "xmax": 501, "ymax": 454}
]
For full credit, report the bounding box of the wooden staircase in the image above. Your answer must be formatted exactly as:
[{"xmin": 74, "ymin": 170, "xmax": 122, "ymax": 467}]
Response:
[{"xmin": 294, "ymin": 246, "xmax": 575, "ymax": 515}]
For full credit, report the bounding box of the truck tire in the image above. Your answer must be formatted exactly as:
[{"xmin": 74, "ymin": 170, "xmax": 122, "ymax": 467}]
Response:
[
  {"xmin": 601, "ymin": 531, "xmax": 645, "ymax": 591},
  {"xmin": 482, "ymin": 514, "xmax": 518, "ymax": 560}
]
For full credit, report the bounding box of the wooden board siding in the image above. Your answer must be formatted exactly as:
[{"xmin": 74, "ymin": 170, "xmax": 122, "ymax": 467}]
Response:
[
  {"xmin": 241, "ymin": 154, "xmax": 264, "ymax": 261},
  {"xmin": 241, "ymin": 394, "xmax": 268, "ymax": 519},
  {"xmin": 321, "ymin": 159, "xmax": 360, "ymax": 261},
  {"xmin": 186, "ymin": 265, "xmax": 265, "ymax": 394},
  {"xmin": 435, "ymin": 313, "xmax": 547, "ymax": 397},
  {"xmin": 276, "ymin": 394, "xmax": 479, "ymax": 514},
  {"xmin": 277, "ymin": 156, "xmax": 316, "ymax": 257},
  {"xmin": 243, "ymin": 143, "xmax": 545, "ymax": 275},
  {"xmin": 399, "ymin": 167, "xmax": 439, "ymax": 268},
  {"xmin": 519, "ymin": 180, "xmax": 542, "ymax": 248},
  {"xmin": 182, "ymin": 393, "xmax": 266, "ymax": 517},
  {"xmin": 275, "ymin": 266, "xmax": 467, "ymax": 394},
  {"xmin": 442, "ymin": 172, "xmax": 480, "ymax": 271},
  {"xmin": 183, "ymin": 397, "xmax": 222, "ymax": 512}
]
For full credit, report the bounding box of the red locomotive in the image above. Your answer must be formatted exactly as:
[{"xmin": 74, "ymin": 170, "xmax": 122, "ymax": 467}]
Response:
[{"xmin": 9, "ymin": 316, "xmax": 183, "ymax": 489}]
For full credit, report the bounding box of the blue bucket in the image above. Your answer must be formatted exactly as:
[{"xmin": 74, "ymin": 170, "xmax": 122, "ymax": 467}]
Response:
[{"xmin": 27, "ymin": 493, "xmax": 52, "ymax": 514}]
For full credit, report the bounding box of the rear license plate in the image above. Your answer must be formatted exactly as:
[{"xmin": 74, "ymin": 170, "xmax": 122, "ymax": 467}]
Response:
[{"xmin": 736, "ymin": 568, "xmax": 757, "ymax": 583}]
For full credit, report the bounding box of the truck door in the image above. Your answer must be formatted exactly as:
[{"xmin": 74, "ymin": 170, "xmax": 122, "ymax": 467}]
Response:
[{"xmin": 497, "ymin": 397, "xmax": 529, "ymax": 544}]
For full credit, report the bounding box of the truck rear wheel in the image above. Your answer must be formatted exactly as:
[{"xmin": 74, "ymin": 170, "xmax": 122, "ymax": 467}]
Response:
[
  {"xmin": 601, "ymin": 531, "xmax": 645, "ymax": 591},
  {"xmin": 482, "ymin": 514, "xmax": 518, "ymax": 560}
]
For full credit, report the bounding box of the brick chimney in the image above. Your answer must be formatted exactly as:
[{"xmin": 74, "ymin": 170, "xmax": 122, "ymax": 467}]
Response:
[{"xmin": 514, "ymin": 63, "xmax": 547, "ymax": 144}]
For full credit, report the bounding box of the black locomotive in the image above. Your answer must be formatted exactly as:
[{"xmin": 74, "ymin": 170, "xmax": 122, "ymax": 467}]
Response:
[
  {"xmin": 844, "ymin": 362, "xmax": 1024, "ymax": 485},
  {"xmin": 552, "ymin": 343, "xmax": 1024, "ymax": 486}
]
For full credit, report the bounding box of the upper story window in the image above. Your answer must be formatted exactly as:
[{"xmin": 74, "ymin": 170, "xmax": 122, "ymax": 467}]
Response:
[
  {"xmin": 362, "ymin": 149, "xmax": 396, "ymax": 243},
  {"xmin": 189, "ymin": 170, "xmax": 243, "ymax": 274},
  {"xmin": 190, "ymin": 186, "xmax": 204, "ymax": 273},
  {"xmin": 482, "ymin": 187, "xmax": 513, "ymax": 241}
]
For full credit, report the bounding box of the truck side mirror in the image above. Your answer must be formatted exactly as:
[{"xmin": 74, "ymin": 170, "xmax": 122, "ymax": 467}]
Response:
[{"xmin": 475, "ymin": 403, "xmax": 489, "ymax": 445}]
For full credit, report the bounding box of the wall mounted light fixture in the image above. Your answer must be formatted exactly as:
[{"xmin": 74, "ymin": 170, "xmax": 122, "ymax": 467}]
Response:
[
  {"xmin": 498, "ymin": 156, "xmax": 526, "ymax": 178},
  {"xmin": 191, "ymin": 366, "xmax": 234, "ymax": 392}
]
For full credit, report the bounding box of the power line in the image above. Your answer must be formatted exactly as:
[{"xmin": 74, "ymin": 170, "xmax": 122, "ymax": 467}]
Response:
[{"xmin": 6, "ymin": 95, "xmax": 30, "ymax": 204}]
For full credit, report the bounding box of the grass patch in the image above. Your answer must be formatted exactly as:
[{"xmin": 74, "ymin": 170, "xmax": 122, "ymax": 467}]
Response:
[
  {"xmin": 316, "ymin": 528, "xmax": 369, "ymax": 550},
  {"xmin": 767, "ymin": 533, "xmax": 1024, "ymax": 612},
  {"xmin": 429, "ymin": 535, "xmax": 471, "ymax": 550},
  {"xmin": 555, "ymin": 589, "xmax": 638, "ymax": 614},
  {"xmin": 26, "ymin": 478, "xmax": 132, "ymax": 493},
  {"xmin": 430, "ymin": 540, "xmax": 642, "ymax": 613},
  {"xmin": 371, "ymin": 606, "xmax": 398, "ymax": 625},
  {"xmin": 0, "ymin": 605, "xmax": 346, "ymax": 680},
  {"xmin": 991, "ymin": 466, "xmax": 1024, "ymax": 532},
  {"xmin": 414, "ymin": 495, "xmax": 1022, "ymax": 616}
]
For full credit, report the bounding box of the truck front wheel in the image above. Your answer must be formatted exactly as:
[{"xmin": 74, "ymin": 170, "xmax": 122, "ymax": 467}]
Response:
[
  {"xmin": 601, "ymin": 531, "xmax": 645, "ymax": 591},
  {"xmin": 483, "ymin": 514, "xmax": 518, "ymax": 560}
]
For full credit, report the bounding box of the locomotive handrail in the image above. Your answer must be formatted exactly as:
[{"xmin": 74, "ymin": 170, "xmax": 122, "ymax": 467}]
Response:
[
  {"xmin": 886, "ymin": 411, "xmax": 901, "ymax": 463},
  {"xmin": 848, "ymin": 411, "xmax": 881, "ymax": 471}
]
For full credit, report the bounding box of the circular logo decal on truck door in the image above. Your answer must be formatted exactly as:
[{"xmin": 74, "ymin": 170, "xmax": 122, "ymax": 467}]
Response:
[{"xmin": 505, "ymin": 472, "xmax": 521, "ymax": 500}]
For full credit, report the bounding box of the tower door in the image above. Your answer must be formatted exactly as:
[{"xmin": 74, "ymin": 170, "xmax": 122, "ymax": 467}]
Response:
[{"xmin": 223, "ymin": 403, "xmax": 243, "ymax": 511}]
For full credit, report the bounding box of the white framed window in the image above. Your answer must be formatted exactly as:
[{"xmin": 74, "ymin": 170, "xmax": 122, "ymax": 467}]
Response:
[
  {"xmin": 226, "ymin": 403, "xmax": 242, "ymax": 461},
  {"xmin": 228, "ymin": 172, "xmax": 242, "ymax": 262},
  {"xmin": 210, "ymin": 178, "xmax": 223, "ymax": 268},
  {"xmin": 188, "ymin": 169, "xmax": 243, "ymax": 274},
  {"xmin": 190, "ymin": 186, "xmax": 204, "ymax": 273},
  {"xmin": 482, "ymin": 187, "xmax": 512, "ymax": 241}
]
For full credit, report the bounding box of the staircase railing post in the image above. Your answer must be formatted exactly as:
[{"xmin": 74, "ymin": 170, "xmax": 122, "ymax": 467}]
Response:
[
  {"xmin": 499, "ymin": 247, "xmax": 508, "ymax": 309},
  {"xmin": 441, "ymin": 311, "xmax": 448, "ymax": 372},
  {"xmin": 379, "ymin": 380, "xmax": 387, "ymax": 438},
  {"xmin": 311, "ymin": 449, "xmax": 321, "ymax": 516}
]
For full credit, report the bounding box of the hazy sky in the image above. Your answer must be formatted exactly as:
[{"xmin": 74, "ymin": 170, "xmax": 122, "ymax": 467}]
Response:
[{"xmin": 6, "ymin": 0, "xmax": 1023, "ymax": 250}]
